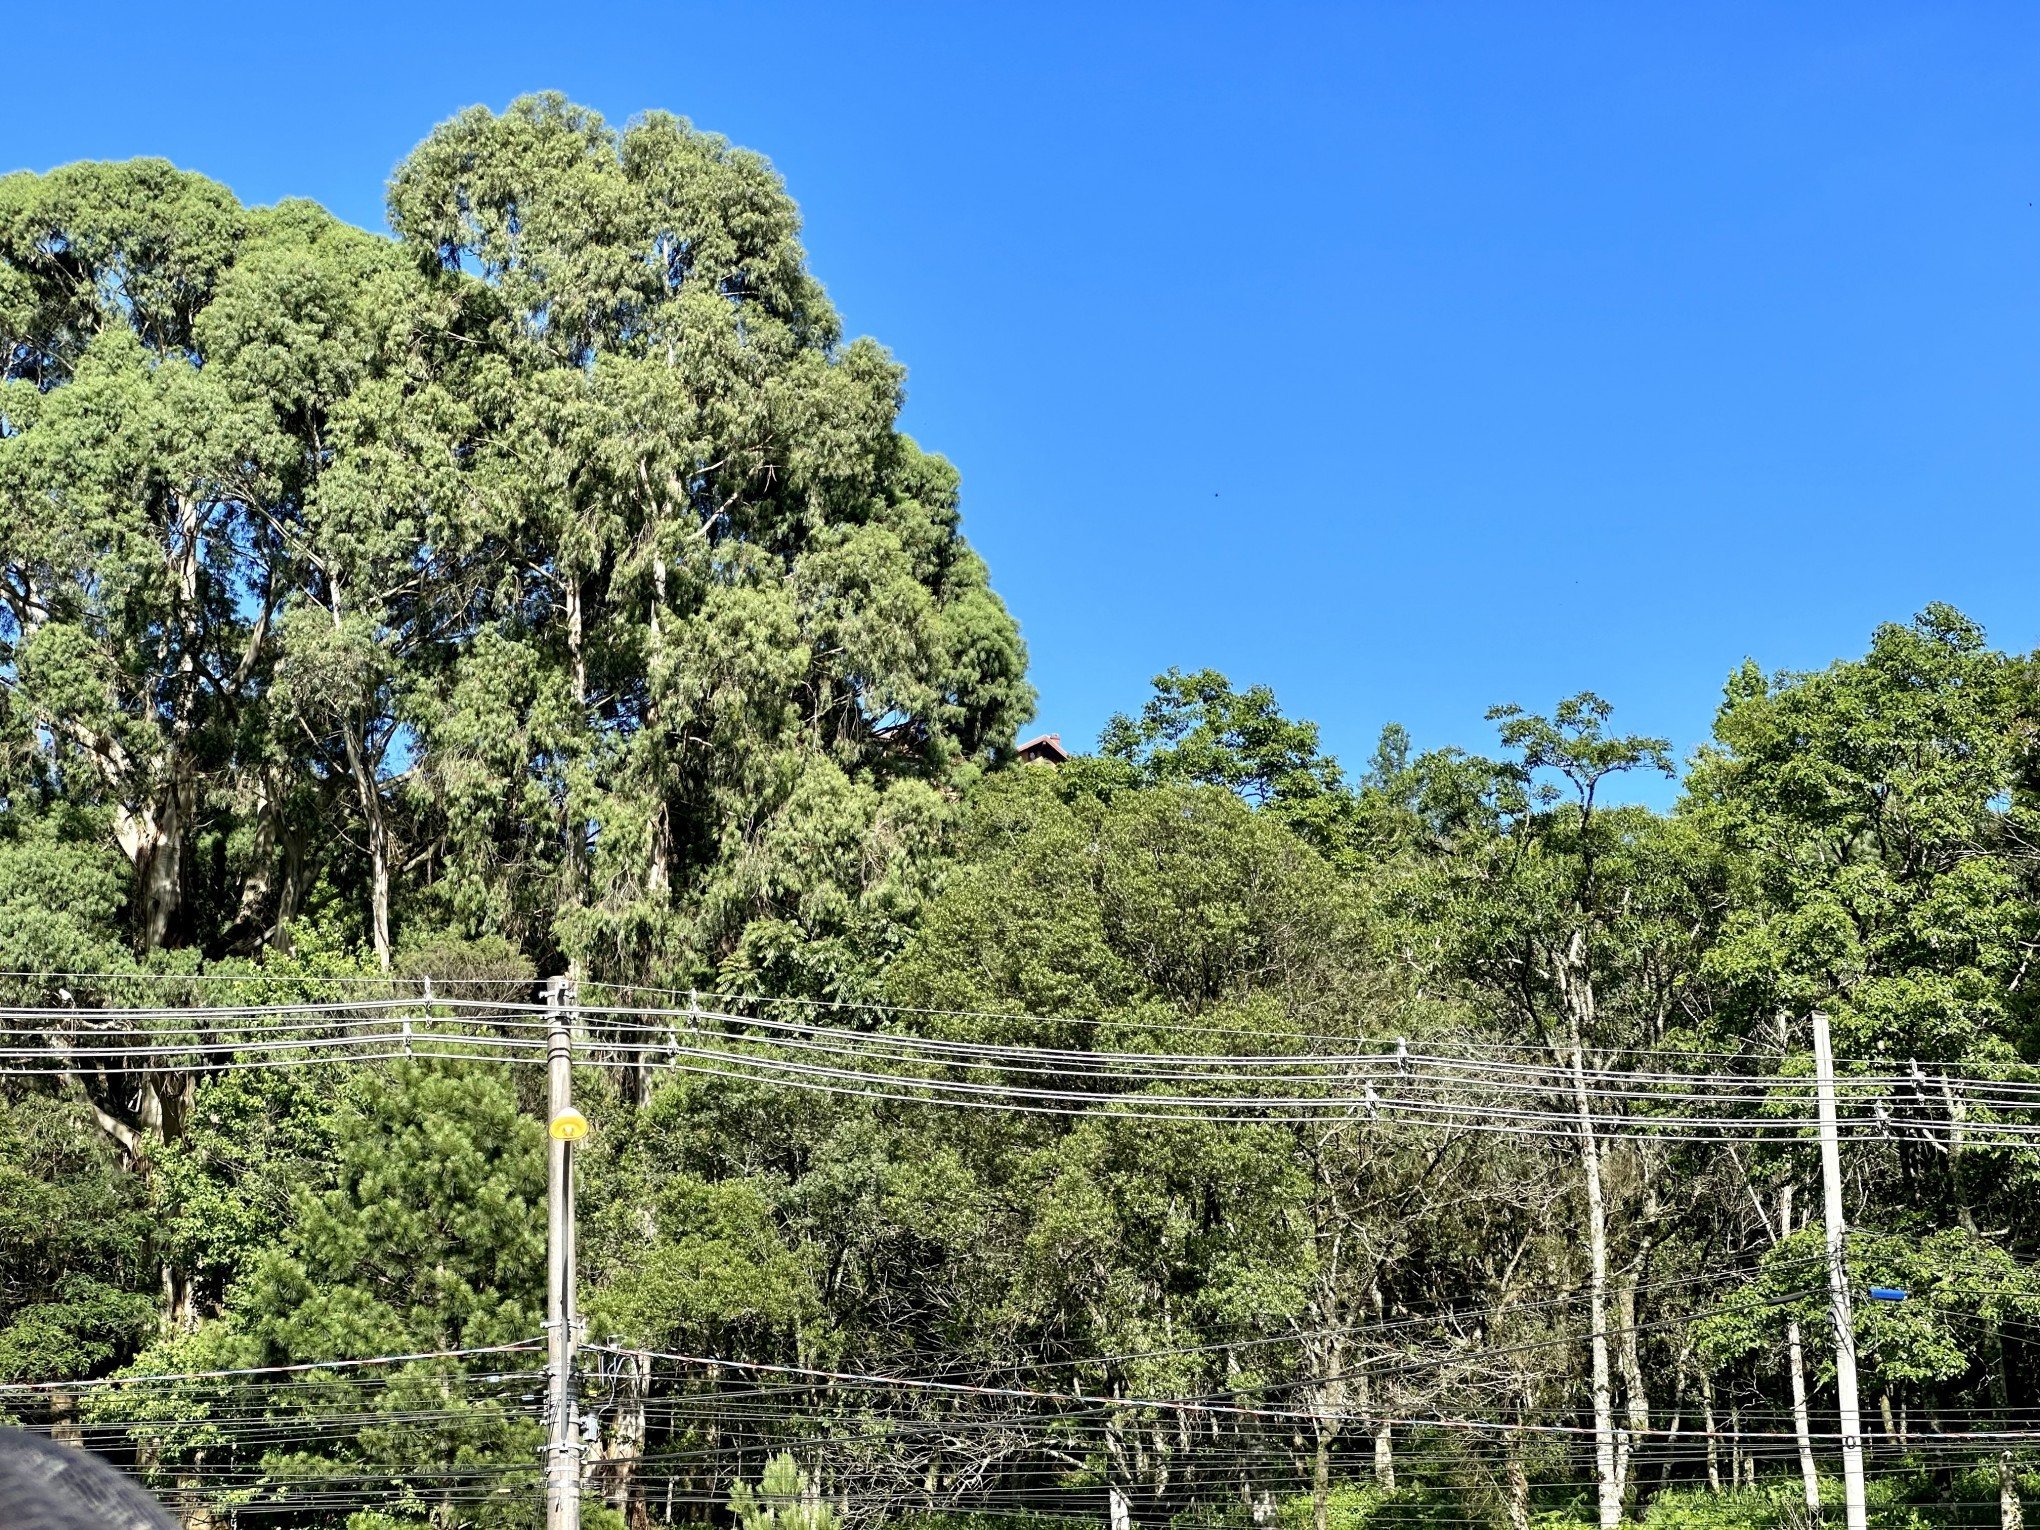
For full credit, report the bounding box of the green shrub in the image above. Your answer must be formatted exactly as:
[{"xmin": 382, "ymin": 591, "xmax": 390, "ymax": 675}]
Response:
[{"xmin": 1641, "ymin": 1478, "xmax": 1931, "ymax": 1530}]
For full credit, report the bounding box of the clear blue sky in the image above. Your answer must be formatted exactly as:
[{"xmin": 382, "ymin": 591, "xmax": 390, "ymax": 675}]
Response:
[{"xmin": 11, "ymin": 3, "xmax": 2040, "ymax": 802}]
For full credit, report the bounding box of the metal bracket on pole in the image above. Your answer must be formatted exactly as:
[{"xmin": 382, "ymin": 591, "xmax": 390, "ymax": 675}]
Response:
[{"xmin": 1813, "ymin": 1010, "xmax": 1869, "ymax": 1530}]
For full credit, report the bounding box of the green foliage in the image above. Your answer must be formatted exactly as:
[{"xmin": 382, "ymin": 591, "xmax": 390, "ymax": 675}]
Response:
[
  {"xmin": 10, "ymin": 83, "xmax": 2040, "ymax": 1530},
  {"xmin": 1640, "ymin": 1479, "xmax": 1931, "ymax": 1530},
  {"xmin": 1, "ymin": 93, "xmax": 1029, "ymax": 996},
  {"xmin": 0, "ymin": 1093, "xmax": 154, "ymax": 1382},
  {"xmin": 586, "ymin": 1167, "xmax": 817, "ymax": 1351},
  {"xmin": 731, "ymin": 1452, "xmax": 839, "ymax": 1530},
  {"xmin": 890, "ymin": 767, "xmax": 1362, "ymax": 1036},
  {"xmin": 235, "ymin": 1062, "xmax": 546, "ymax": 1354},
  {"xmin": 0, "ymin": 804, "xmax": 133, "ymax": 999},
  {"xmin": 1103, "ymin": 668, "xmax": 1357, "ymax": 859},
  {"xmin": 1688, "ymin": 605, "xmax": 2033, "ymax": 1063},
  {"xmin": 382, "ymin": 93, "xmax": 1031, "ymax": 995},
  {"xmin": 101, "ymin": 1062, "xmax": 546, "ymax": 1523},
  {"xmin": 1273, "ymin": 1481, "xmax": 1392, "ymax": 1530}
]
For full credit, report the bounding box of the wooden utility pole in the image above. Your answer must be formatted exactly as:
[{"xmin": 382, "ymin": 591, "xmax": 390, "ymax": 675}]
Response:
[
  {"xmin": 546, "ymin": 976, "xmax": 590, "ymax": 1530},
  {"xmin": 1813, "ymin": 1010, "xmax": 1868, "ymax": 1530}
]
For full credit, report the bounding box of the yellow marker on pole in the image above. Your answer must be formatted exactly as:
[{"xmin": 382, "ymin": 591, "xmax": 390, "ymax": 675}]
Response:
[{"xmin": 549, "ymin": 1108, "xmax": 590, "ymax": 1143}]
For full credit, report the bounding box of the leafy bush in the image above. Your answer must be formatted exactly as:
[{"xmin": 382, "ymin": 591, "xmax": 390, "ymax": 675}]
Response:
[
  {"xmin": 1642, "ymin": 1478, "xmax": 1932, "ymax": 1530},
  {"xmin": 732, "ymin": 1453, "xmax": 839, "ymax": 1530}
]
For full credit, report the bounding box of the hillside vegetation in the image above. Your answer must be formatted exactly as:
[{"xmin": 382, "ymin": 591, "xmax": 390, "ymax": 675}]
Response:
[{"xmin": 3, "ymin": 95, "xmax": 2038, "ymax": 1530}]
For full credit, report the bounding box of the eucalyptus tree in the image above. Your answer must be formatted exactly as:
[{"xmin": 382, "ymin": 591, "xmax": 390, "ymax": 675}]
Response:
[
  {"xmin": 0, "ymin": 160, "xmax": 264, "ymax": 955},
  {"xmin": 0, "ymin": 163, "xmax": 477, "ymax": 969},
  {"xmin": 0, "ymin": 165, "xmax": 449, "ymax": 1270},
  {"xmin": 385, "ymin": 95, "xmax": 1031, "ymax": 996}
]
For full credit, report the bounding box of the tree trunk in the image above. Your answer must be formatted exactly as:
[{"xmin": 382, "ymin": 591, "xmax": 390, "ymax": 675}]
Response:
[
  {"xmin": 161, "ymin": 1259, "xmax": 197, "ymax": 1335},
  {"xmin": 1786, "ymin": 1317, "xmax": 1821, "ymax": 1517},
  {"xmin": 116, "ymin": 778, "xmax": 191, "ymax": 952},
  {"xmin": 1370, "ymin": 1282, "xmax": 1394, "ymax": 1491},
  {"xmin": 175, "ymin": 1479, "xmax": 218, "ymax": 1530},
  {"xmin": 1507, "ymin": 1388, "xmax": 1536, "ymax": 1530},
  {"xmin": 1617, "ymin": 1266, "xmax": 1650, "ymax": 1512},
  {"xmin": 1505, "ymin": 1431, "xmax": 1531, "ymax": 1530},
  {"xmin": 1355, "ymin": 1366, "xmax": 1393, "ymax": 1490},
  {"xmin": 341, "ymin": 720, "xmax": 392, "ymax": 971},
  {"xmin": 1701, "ymin": 1372, "xmax": 1722, "ymax": 1493},
  {"xmin": 1107, "ymin": 1411, "xmax": 1135, "ymax": 1530},
  {"xmin": 152, "ymin": 491, "xmax": 205, "ymax": 953},
  {"xmin": 647, "ymin": 551, "xmax": 672, "ymax": 901},
  {"xmin": 1653, "ymin": 1360, "xmax": 1686, "ymax": 1496},
  {"xmin": 2000, "ymin": 1452, "xmax": 2024, "ymax": 1530},
  {"xmin": 1780, "ymin": 1184, "xmax": 1820, "ymax": 1521},
  {"xmin": 47, "ymin": 1388, "xmax": 82, "ymax": 1450},
  {"xmin": 562, "ymin": 571, "xmax": 590, "ymax": 904},
  {"xmin": 1559, "ymin": 959, "xmax": 1622, "ymax": 1530},
  {"xmin": 367, "ymin": 809, "xmax": 392, "ymax": 970},
  {"xmin": 273, "ymin": 806, "xmax": 309, "ymax": 948},
  {"xmin": 140, "ymin": 795, "xmax": 185, "ymax": 951},
  {"xmin": 605, "ymin": 1349, "xmax": 651, "ymax": 1527},
  {"xmin": 230, "ymin": 769, "xmax": 281, "ymax": 949},
  {"xmin": 1312, "ymin": 1426, "xmax": 1332, "ymax": 1530},
  {"xmin": 566, "ymin": 572, "xmax": 588, "ymax": 713}
]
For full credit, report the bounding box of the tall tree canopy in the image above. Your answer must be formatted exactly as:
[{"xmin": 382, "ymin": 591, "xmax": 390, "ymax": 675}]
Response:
[{"xmin": 0, "ymin": 95, "xmax": 1031, "ymax": 994}]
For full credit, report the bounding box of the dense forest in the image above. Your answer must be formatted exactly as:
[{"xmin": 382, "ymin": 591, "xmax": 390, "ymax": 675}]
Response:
[{"xmin": 4, "ymin": 94, "xmax": 2040, "ymax": 1530}]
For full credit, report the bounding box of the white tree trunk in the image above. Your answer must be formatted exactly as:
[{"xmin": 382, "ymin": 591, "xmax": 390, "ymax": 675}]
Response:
[
  {"xmin": 1786, "ymin": 1311, "xmax": 1821, "ymax": 1515},
  {"xmin": 1506, "ymin": 1431, "xmax": 1531, "ymax": 1530},
  {"xmin": 1701, "ymin": 1372, "xmax": 1722, "ymax": 1493},
  {"xmin": 1780, "ymin": 1184, "xmax": 1820, "ymax": 1519},
  {"xmin": 1617, "ymin": 1269, "xmax": 1650, "ymax": 1511},
  {"xmin": 1565, "ymin": 994, "xmax": 1621, "ymax": 1530},
  {"xmin": 1107, "ymin": 1411, "xmax": 1135, "ymax": 1530},
  {"xmin": 117, "ymin": 780, "xmax": 191, "ymax": 952}
]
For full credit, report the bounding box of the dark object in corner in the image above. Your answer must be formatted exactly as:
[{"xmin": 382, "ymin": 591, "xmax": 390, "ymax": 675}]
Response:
[{"xmin": 0, "ymin": 1430, "xmax": 175, "ymax": 1529}]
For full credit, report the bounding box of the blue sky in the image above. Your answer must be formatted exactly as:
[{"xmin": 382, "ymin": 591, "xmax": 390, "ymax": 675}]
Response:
[{"xmin": 10, "ymin": 3, "xmax": 2040, "ymax": 802}]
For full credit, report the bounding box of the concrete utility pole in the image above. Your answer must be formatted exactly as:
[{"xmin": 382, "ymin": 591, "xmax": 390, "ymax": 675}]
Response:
[
  {"xmin": 545, "ymin": 977, "xmax": 591, "ymax": 1530},
  {"xmin": 1813, "ymin": 1010, "xmax": 1868, "ymax": 1530}
]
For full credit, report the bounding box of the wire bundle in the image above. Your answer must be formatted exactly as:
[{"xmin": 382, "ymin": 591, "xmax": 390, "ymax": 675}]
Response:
[{"xmin": 4, "ymin": 991, "xmax": 2039, "ymax": 1145}]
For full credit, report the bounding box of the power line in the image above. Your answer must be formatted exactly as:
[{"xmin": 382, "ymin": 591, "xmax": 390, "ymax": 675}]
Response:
[{"xmin": 0, "ymin": 1338, "xmax": 546, "ymax": 1395}]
